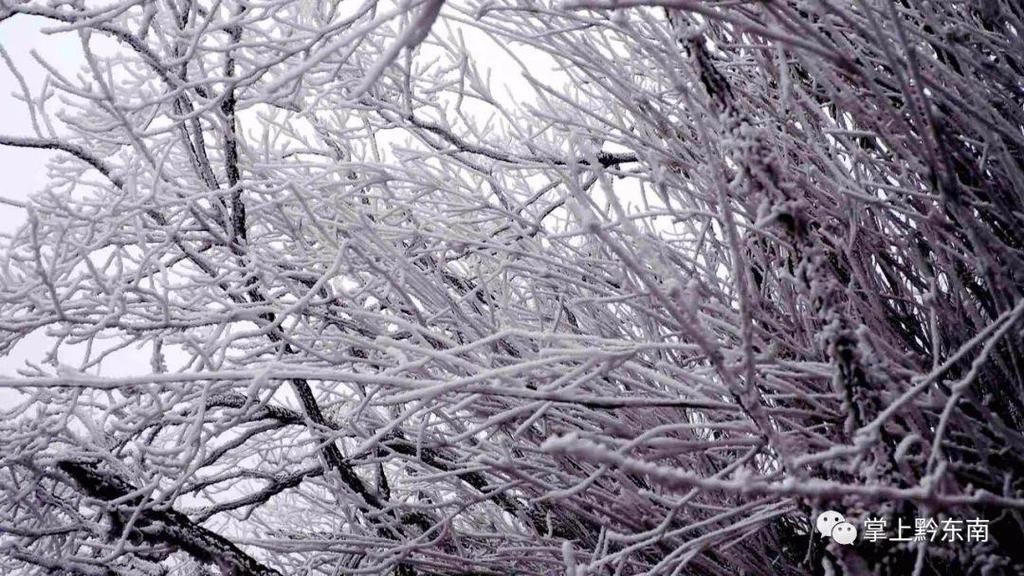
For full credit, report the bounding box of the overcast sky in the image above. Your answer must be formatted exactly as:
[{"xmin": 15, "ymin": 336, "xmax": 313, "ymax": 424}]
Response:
[
  {"xmin": 1, "ymin": 18, "xmax": 84, "ymax": 234},
  {"xmin": 0, "ymin": 9, "xmax": 588, "ymax": 402},
  {"xmin": 0, "ymin": 18, "xmax": 158, "ymax": 399}
]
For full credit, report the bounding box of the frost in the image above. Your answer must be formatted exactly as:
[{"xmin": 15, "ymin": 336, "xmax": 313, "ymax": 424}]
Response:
[{"xmin": 1, "ymin": 0, "xmax": 1022, "ymax": 574}]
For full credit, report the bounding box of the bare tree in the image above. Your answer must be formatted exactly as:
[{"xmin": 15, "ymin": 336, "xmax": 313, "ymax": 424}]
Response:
[{"xmin": 1, "ymin": 0, "xmax": 1023, "ymax": 574}]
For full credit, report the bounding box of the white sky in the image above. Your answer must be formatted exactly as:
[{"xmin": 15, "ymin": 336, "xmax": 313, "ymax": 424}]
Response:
[
  {"xmin": 0, "ymin": 19, "xmax": 162, "ymax": 404},
  {"xmin": 0, "ymin": 5, "xmax": 646, "ymax": 410},
  {"xmin": 1, "ymin": 20, "xmax": 69, "ymax": 400},
  {"xmin": 1, "ymin": 20, "xmax": 65, "ymax": 228}
]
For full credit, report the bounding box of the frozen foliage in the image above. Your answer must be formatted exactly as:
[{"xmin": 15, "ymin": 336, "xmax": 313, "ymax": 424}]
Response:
[{"xmin": 1, "ymin": 0, "xmax": 1024, "ymax": 575}]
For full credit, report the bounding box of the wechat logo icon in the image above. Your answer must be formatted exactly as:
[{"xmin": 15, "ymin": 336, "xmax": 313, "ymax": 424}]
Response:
[{"xmin": 816, "ymin": 510, "xmax": 858, "ymax": 545}]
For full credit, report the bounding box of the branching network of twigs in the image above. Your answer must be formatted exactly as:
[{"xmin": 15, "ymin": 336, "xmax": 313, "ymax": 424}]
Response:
[{"xmin": 1, "ymin": 0, "xmax": 1023, "ymax": 574}]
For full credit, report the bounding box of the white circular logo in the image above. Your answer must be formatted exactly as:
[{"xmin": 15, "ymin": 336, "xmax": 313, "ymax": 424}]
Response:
[
  {"xmin": 815, "ymin": 511, "xmax": 857, "ymax": 545},
  {"xmin": 831, "ymin": 521, "xmax": 858, "ymax": 545},
  {"xmin": 816, "ymin": 510, "xmax": 845, "ymax": 537}
]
